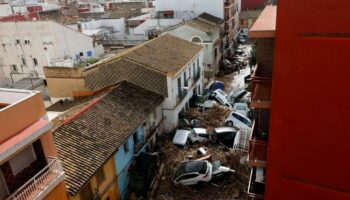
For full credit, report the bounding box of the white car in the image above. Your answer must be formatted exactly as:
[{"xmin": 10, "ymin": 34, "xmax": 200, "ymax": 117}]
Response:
[
  {"xmin": 172, "ymin": 128, "xmax": 209, "ymax": 147},
  {"xmin": 225, "ymin": 111, "xmax": 252, "ymax": 132},
  {"xmin": 233, "ymin": 103, "xmax": 250, "ymax": 117},
  {"xmin": 174, "ymin": 160, "xmax": 213, "ymax": 185},
  {"xmin": 209, "ymin": 89, "xmax": 233, "ymax": 108}
]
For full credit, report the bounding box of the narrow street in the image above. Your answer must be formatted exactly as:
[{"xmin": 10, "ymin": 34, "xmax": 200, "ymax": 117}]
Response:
[{"xmin": 218, "ymin": 43, "xmax": 253, "ymax": 96}]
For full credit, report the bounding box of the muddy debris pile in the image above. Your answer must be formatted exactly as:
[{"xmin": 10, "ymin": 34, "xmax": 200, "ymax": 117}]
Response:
[
  {"xmin": 184, "ymin": 106, "xmax": 232, "ymax": 130},
  {"xmin": 154, "ymin": 138, "xmax": 250, "ymax": 200}
]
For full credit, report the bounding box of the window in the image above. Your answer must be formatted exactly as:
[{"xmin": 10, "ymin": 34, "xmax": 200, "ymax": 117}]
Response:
[
  {"xmin": 191, "ymin": 36, "xmax": 202, "ymax": 43},
  {"xmin": 133, "ymin": 132, "xmax": 138, "ymax": 144},
  {"xmin": 96, "ymin": 167, "xmax": 105, "ymax": 186},
  {"xmin": 184, "ymin": 71, "xmax": 187, "ymax": 86},
  {"xmin": 15, "ymin": 39, "xmax": 20, "ymax": 44},
  {"xmin": 80, "ymin": 183, "xmax": 93, "ymax": 200},
  {"xmin": 197, "ymin": 58, "xmax": 199, "ymax": 68},
  {"xmin": 177, "ymin": 77, "xmax": 181, "ymax": 95},
  {"xmin": 11, "ymin": 65, "xmax": 18, "ymax": 73},
  {"xmin": 33, "ymin": 58, "xmax": 38, "ymax": 66},
  {"xmin": 192, "ymin": 63, "xmax": 195, "ymax": 76},
  {"xmin": 179, "ymin": 174, "xmax": 198, "ymax": 180},
  {"xmin": 9, "ymin": 145, "xmax": 36, "ymax": 175},
  {"xmin": 21, "ymin": 57, "xmax": 26, "ymax": 65},
  {"xmin": 123, "ymin": 141, "xmax": 129, "ymax": 154},
  {"xmin": 79, "ymin": 52, "xmax": 84, "ymax": 56},
  {"xmin": 24, "ymin": 40, "xmax": 30, "ymax": 45}
]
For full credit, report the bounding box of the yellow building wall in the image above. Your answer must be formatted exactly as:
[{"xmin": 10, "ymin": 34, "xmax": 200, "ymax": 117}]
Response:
[
  {"xmin": 44, "ymin": 182, "xmax": 69, "ymax": 200},
  {"xmin": 69, "ymin": 157, "xmax": 120, "ymax": 200},
  {"xmin": 46, "ymin": 78, "xmax": 87, "ymax": 98}
]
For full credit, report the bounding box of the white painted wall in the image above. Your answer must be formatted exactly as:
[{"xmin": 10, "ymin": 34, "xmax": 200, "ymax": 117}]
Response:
[
  {"xmin": 133, "ymin": 19, "xmax": 182, "ymax": 36},
  {"xmin": 68, "ymin": 18, "xmax": 126, "ymax": 35},
  {"xmin": 168, "ymin": 24, "xmax": 221, "ymax": 74},
  {"xmin": 163, "ymin": 52, "xmax": 204, "ymax": 132},
  {"xmin": 0, "ymin": 21, "xmax": 104, "ymax": 86},
  {"xmin": 0, "ymin": 67, "xmax": 6, "ymax": 87},
  {"xmin": 0, "ymin": 4, "xmax": 13, "ymax": 17},
  {"xmin": 155, "ymin": 0, "xmax": 225, "ymax": 19},
  {"xmin": 168, "ymin": 25, "xmax": 220, "ymax": 65}
]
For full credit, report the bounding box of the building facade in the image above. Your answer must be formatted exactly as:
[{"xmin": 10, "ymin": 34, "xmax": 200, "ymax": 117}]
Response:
[
  {"xmin": 0, "ymin": 88, "xmax": 67, "ymax": 200},
  {"xmin": 266, "ymin": 1, "xmax": 350, "ymax": 200},
  {"xmin": 52, "ymin": 81, "xmax": 164, "ymax": 200},
  {"xmin": 0, "ymin": 21, "xmax": 104, "ymax": 87},
  {"xmin": 155, "ymin": 0, "xmax": 240, "ymax": 57},
  {"xmin": 167, "ymin": 14, "xmax": 222, "ymax": 78},
  {"xmin": 44, "ymin": 34, "xmax": 204, "ymax": 133},
  {"xmin": 246, "ymin": 5, "xmax": 276, "ymax": 199}
]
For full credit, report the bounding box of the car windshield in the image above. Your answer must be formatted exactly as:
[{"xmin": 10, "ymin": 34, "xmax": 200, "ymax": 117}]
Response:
[{"xmin": 236, "ymin": 105, "xmax": 246, "ymax": 111}]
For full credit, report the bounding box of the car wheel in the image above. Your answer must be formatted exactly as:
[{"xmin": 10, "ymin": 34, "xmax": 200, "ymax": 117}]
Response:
[{"xmin": 225, "ymin": 121, "xmax": 233, "ymax": 127}]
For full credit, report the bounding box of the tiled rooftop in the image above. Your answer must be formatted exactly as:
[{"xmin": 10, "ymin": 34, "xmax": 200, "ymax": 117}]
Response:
[
  {"xmin": 123, "ymin": 34, "xmax": 203, "ymax": 75},
  {"xmin": 53, "ymin": 81, "xmax": 164, "ymax": 195}
]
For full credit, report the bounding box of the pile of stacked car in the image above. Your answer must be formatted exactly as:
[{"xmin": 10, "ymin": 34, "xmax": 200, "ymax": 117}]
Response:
[{"xmin": 172, "ymin": 83, "xmax": 254, "ymax": 186}]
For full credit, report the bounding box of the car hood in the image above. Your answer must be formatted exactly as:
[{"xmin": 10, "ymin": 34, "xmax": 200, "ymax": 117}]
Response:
[{"xmin": 172, "ymin": 130, "xmax": 190, "ymax": 145}]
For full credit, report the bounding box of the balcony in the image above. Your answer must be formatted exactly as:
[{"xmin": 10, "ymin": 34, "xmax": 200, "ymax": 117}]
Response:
[
  {"xmin": 247, "ymin": 167, "xmax": 265, "ymax": 200},
  {"xmin": 251, "ymin": 65, "xmax": 272, "ymax": 109},
  {"xmin": 176, "ymin": 89, "xmax": 188, "ymax": 104},
  {"xmin": 7, "ymin": 157, "xmax": 65, "ymax": 200},
  {"xmin": 248, "ymin": 121, "xmax": 268, "ymax": 168}
]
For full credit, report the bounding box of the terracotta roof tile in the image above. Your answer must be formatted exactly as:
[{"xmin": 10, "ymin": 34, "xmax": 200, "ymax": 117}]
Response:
[
  {"xmin": 123, "ymin": 34, "xmax": 203, "ymax": 75},
  {"xmin": 53, "ymin": 81, "xmax": 163, "ymax": 195}
]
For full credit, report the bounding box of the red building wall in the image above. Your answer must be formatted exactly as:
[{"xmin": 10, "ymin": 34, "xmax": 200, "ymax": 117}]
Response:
[
  {"xmin": 241, "ymin": 0, "xmax": 266, "ymax": 10},
  {"xmin": 266, "ymin": 1, "xmax": 350, "ymax": 200}
]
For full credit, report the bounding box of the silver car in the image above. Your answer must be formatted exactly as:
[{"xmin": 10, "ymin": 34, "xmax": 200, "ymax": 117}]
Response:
[{"xmin": 172, "ymin": 128, "xmax": 209, "ymax": 147}]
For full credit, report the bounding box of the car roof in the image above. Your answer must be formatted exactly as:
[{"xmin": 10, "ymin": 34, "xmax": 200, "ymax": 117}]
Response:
[
  {"xmin": 193, "ymin": 128, "xmax": 207, "ymax": 134},
  {"xmin": 172, "ymin": 129, "xmax": 191, "ymax": 145},
  {"xmin": 214, "ymin": 127, "xmax": 237, "ymax": 133}
]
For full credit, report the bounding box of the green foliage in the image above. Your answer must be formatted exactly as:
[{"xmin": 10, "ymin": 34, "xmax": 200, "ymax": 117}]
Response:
[
  {"xmin": 75, "ymin": 58, "xmax": 100, "ymax": 67},
  {"xmin": 250, "ymin": 42, "xmax": 257, "ymax": 66}
]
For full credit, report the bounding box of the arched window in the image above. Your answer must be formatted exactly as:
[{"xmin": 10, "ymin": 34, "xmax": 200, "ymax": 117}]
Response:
[{"xmin": 191, "ymin": 36, "xmax": 202, "ymax": 43}]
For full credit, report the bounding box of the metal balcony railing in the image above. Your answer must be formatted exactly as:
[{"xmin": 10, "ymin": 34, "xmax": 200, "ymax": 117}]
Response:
[
  {"xmin": 7, "ymin": 157, "xmax": 64, "ymax": 200},
  {"xmin": 248, "ymin": 121, "xmax": 268, "ymax": 167}
]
